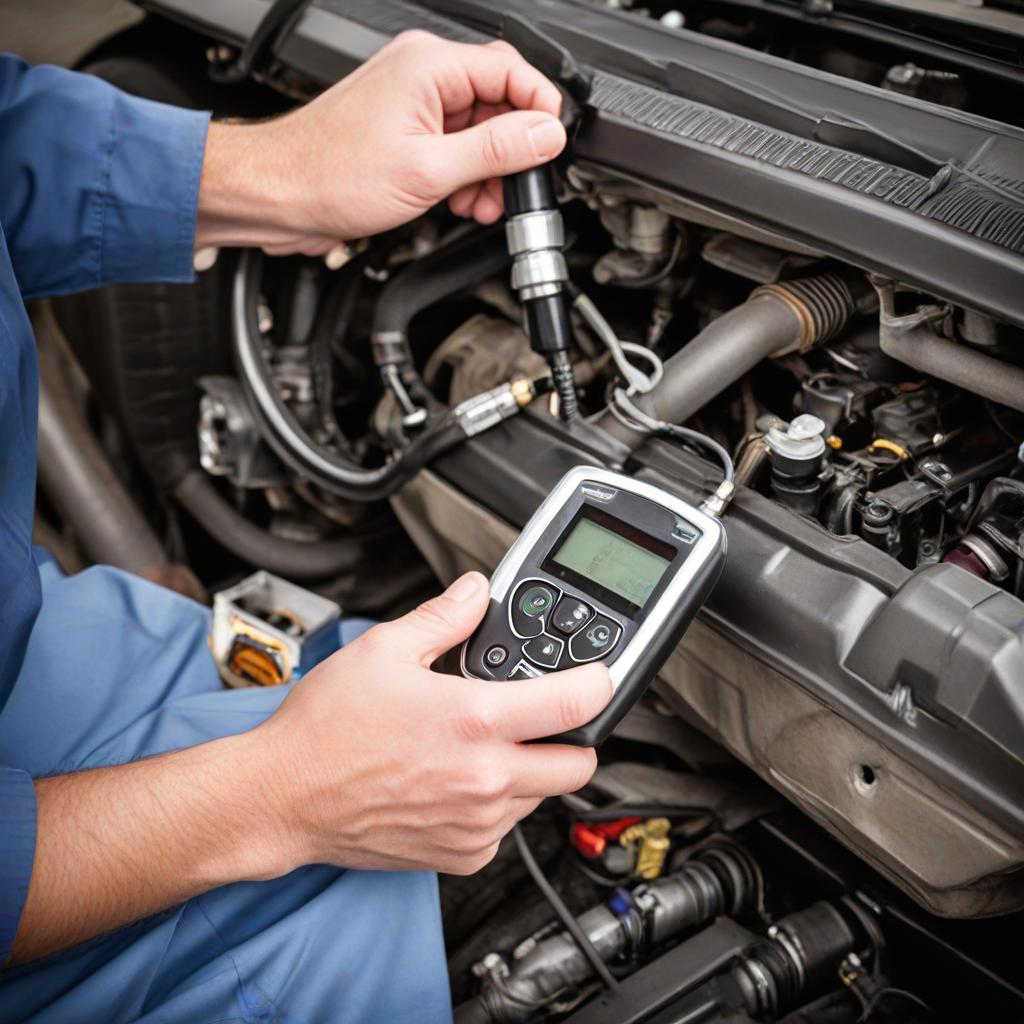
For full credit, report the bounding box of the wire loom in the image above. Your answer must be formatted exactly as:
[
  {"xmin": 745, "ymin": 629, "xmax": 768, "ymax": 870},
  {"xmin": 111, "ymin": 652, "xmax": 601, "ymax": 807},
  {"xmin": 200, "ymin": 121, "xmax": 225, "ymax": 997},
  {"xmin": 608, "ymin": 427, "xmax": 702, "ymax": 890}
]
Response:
[{"xmin": 314, "ymin": 0, "xmax": 1024, "ymax": 257}]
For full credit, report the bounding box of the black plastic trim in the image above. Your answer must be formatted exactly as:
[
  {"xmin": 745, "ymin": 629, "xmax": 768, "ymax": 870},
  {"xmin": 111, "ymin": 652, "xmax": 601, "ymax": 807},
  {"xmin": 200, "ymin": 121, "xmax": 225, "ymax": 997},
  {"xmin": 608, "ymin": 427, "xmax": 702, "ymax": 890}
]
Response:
[
  {"xmin": 138, "ymin": 0, "xmax": 1024, "ymax": 326},
  {"xmin": 429, "ymin": 413, "xmax": 1024, "ymax": 839}
]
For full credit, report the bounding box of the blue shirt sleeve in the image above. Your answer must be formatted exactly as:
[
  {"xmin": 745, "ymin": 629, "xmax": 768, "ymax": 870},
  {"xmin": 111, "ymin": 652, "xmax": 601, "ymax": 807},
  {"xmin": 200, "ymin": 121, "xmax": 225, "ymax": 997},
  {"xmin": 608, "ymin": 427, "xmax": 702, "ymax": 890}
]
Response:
[
  {"xmin": 0, "ymin": 767, "xmax": 36, "ymax": 964},
  {"xmin": 0, "ymin": 54, "xmax": 210, "ymax": 300},
  {"xmin": 0, "ymin": 54, "xmax": 211, "ymax": 966}
]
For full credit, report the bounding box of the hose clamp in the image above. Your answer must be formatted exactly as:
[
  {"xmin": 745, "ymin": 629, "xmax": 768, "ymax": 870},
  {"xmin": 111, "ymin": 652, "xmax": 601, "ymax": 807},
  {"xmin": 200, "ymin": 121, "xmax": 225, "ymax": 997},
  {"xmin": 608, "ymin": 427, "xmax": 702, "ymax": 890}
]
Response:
[
  {"xmin": 511, "ymin": 249, "xmax": 568, "ymax": 293},
  {"xmin": 768, "ymin": 923, "xmax": 807, "ymax": 992},
  {"xmin": 505, "ymin": 210, "xmax": 564, "ymax": 255}
]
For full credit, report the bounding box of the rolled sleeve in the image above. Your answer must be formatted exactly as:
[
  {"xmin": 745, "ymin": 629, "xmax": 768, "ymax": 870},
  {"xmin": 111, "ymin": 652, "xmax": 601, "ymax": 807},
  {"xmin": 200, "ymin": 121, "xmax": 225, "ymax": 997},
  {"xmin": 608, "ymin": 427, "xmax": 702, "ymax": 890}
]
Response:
[
  {"xmin": 0, "ymin": 55, "xmax": 210, "ymax": 300},
  {"xmin": 0, "ymin": 766, "xmax": 36, "ymax": 965}
]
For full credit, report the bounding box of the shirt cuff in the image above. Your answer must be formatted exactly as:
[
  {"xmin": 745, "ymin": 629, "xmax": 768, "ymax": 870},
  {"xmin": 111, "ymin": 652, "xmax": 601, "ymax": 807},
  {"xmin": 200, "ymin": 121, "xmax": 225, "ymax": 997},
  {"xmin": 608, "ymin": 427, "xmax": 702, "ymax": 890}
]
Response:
[
  {"xmin": 99, "ymin": 91, "xmax": 211, "ymax": 286},
  {"xmin": 0, "ymin": 766, "xmax": 36, "ymax": 965}
]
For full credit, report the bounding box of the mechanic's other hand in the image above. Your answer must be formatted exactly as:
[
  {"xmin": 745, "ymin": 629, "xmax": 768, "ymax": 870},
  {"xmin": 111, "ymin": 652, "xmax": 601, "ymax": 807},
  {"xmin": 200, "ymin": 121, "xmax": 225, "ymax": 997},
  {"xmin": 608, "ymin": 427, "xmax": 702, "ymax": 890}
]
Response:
[
  {"xmin": 254, "ymin": 571, "xmax": 610, "ymax": 876},
  {"xmin": 197, "ymin": 31, "xmax": 566, "ymax": 254}
]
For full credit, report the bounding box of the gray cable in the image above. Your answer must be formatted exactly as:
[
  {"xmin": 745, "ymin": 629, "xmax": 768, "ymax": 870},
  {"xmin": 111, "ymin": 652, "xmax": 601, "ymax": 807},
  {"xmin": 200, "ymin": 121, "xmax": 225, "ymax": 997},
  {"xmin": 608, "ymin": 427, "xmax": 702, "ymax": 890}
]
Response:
[{"xmin": 611, "ymin": 390, "xmax": 735, "ymax": 484}]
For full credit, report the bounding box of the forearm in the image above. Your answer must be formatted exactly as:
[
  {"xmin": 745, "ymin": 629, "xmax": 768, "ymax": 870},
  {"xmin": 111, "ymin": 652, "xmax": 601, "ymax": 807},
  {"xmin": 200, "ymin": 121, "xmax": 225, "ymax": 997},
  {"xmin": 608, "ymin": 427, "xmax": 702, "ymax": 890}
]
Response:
[
  {"xmin": 9, "ymin": 730, "xmax": 298, "ymax": 966},
  {"xmin": 198, "ymin": 121, "xmax": 285, "ymax": 248},
  {"xmin": 196, "ymin": 120, "xmax": 331, "ymax": 254}
]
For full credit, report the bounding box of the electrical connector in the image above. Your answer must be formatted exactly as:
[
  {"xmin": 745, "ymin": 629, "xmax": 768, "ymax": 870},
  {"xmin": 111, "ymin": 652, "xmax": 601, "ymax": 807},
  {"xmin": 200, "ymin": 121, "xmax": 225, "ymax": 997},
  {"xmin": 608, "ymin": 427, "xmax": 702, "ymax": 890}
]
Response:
[{"xmin": 700, "ymin": 480, "xmax": 736, "ymax": 518}]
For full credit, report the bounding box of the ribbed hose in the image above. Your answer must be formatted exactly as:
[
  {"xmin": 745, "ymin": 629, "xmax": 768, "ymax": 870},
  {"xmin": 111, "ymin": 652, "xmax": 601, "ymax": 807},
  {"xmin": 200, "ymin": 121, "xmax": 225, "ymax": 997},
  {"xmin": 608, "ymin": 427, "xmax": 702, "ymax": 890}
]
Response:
[
  {"xmin": 598, "ymin": 274, "xmax": 861, "ymax": 447},
  {"xmin": 455, "ymin": 843, "xmax": 758, "ymax": 1024}
]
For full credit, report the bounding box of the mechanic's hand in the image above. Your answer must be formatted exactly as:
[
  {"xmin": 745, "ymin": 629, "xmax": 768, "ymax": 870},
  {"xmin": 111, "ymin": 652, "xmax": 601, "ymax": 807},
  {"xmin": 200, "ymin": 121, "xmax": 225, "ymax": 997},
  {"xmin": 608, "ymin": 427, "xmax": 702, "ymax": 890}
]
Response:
[
  {"xmin": 197, "ymin": 31, "xmax": 566, "ymax": 255},
  {"xmin": 255, "ymin": 571, "xmax": 610, "ymax": 875}
]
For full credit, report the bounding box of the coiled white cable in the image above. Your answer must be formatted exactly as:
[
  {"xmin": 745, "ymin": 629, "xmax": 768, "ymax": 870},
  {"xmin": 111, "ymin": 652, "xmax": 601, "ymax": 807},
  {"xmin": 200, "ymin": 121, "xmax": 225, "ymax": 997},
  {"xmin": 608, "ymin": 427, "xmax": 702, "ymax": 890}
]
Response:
[{"xmin": 575, "ymin": 290, "xmax": 735, "ymax": 516}]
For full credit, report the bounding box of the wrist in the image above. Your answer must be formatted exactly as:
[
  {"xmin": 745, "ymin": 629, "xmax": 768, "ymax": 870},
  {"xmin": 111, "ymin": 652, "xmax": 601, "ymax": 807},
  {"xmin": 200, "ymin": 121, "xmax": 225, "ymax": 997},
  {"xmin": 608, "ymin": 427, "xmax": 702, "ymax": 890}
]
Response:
[
  {"xmin": 190, "ymin": 728, "xmax": 309, "ymax": 886},
  {"xmin": 196, "ymin": 119, "xmax": 313, "ymax": 250}
]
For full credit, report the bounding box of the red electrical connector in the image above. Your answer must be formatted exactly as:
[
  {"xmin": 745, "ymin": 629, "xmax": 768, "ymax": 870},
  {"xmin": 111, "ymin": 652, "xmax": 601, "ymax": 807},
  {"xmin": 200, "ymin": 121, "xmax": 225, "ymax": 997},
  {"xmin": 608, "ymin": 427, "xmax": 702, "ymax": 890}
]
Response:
[{"xmin": 570, "ymin": 817, "xmax": 644, "ymax": 859}]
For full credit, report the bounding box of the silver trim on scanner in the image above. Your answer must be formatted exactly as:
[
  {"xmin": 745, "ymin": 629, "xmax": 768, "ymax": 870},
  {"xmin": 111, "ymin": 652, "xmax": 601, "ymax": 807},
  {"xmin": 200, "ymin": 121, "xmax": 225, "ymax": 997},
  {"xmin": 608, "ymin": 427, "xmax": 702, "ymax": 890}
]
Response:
[{"xmin": 475, "ymin": 466, "xmax": 725, "ymax": 692}]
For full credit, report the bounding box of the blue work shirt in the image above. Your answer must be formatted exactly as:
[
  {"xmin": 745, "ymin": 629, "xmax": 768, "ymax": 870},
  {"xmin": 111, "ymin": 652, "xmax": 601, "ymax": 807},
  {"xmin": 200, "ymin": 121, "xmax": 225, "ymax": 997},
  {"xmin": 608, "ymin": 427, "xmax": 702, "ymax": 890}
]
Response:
[{"xmin": 0, "ymin": 54, "xmax": 209, "ymax": 964}]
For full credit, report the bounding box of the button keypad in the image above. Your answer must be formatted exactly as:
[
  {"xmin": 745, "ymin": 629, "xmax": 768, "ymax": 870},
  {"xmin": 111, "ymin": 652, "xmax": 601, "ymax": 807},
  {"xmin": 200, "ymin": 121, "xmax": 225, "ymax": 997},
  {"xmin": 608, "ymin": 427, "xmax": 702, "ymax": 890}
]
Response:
[
  {"xmin": 507, "ymin": 659, "xmax": 544, "ymax": 680},
  {"xmin": 568, "ymin": 614, "xmax": 622, "ymax": 663},
  {"xmin": 522, "ymin": 634, "xmax": 564, "ymax": 669},
  {"xmin": 484, "ymin": 645, "xmax": 508, "ymax": 667},
  {"xmin": 510, "ymin": 581, "xmax": 560, "ymax": 638},
  {"xmin": 504, "ymin": 579, "xmax": 621, "ymax": 674},
  {"xmin": 551, "ymin": 597, "xmax": 594, "ymax": 636}
]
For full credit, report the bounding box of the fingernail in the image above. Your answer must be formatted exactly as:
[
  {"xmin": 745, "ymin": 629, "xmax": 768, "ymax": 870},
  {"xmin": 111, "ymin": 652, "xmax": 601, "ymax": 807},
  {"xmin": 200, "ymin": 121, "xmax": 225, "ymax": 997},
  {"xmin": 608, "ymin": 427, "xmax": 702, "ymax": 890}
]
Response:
[
  {"xmin": 527, "ymin": 118, "xmax": 565, "ymax": 160},
  {"xmin": 447, "ymin": 573, "xmax": 482, "ymax": 603}
]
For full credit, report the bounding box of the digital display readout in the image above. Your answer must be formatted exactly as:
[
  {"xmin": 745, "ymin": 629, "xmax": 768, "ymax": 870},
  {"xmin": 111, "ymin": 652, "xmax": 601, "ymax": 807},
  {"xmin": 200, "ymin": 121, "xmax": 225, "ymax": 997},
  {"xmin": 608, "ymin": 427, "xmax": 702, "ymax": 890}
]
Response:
[{"xmin": 551, "ymin": 516, "xmax": 672, "ymax": 611}]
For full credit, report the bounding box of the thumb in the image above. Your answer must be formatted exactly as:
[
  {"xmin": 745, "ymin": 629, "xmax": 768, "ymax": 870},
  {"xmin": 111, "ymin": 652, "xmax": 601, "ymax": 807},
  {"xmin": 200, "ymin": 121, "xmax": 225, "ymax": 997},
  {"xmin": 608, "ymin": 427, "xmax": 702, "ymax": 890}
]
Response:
[
  {"xmin": 435, "ymin": 110, "xmax": 566, "ymax": 195},
  {"xmin": 385, "ymin": 571, "xmax": 490, "ymax": 666}
]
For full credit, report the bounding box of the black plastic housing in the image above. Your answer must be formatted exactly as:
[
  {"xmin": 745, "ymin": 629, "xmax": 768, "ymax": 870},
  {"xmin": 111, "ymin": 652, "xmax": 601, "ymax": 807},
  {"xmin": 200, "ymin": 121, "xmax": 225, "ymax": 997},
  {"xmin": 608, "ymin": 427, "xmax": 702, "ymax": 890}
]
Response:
[{"xmin": 502, "ymin": 166, "xmax": 555, "ymax": 215}]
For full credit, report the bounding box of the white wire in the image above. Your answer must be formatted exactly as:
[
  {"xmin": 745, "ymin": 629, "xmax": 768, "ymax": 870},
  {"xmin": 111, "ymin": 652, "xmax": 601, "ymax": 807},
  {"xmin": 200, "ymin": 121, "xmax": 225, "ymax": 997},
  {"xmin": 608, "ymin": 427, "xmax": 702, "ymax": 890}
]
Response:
[
  {"xmin": 612, "ymin": 388, "xmax": 735, "ymax": 485},
  {"xmin": 619, "ymin": 342, "xmax": 664, "ymax": 391},
  {"xmin": 573, "ymin": 291, "xmax": 663, "ymax": 395},
  {"xmin": 575, "ymin": 289, "xmax": 735, "ymax": 502}
]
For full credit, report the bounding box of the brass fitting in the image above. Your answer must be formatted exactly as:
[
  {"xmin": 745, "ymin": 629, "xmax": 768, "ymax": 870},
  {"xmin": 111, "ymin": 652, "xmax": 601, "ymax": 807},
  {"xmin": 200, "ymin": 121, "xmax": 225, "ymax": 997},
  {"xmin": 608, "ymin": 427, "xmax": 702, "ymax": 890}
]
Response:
[
  {"xmin": 510, "ymin": 377, "xmax": 535, "ymax": 407},
  {"xmin": 620, "ymin": 817, "xmax": 672, "ymax": 879}
]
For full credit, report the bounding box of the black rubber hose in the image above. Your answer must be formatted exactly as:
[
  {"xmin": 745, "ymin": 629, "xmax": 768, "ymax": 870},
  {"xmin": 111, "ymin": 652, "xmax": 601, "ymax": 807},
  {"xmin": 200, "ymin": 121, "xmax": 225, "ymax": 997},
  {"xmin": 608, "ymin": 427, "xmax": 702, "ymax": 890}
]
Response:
[
  {"xmin": 174, "ymin": 470, "xmax": 393, "ymax": 580},
  {"xmin": 452, "ymin": 997, "xmax": 492, "ymax": 1024},
  {"xmin": 598, "ymin": 274, "xmax": 861, "ymax": 447},
  {"xmin": 233, "ymin": 250, "xmax": 467, "ymax": 501},
  {"xmin": 209, "ymin": 0, "xmax": 312, "ymax": 84},
  {"xmin": 371, "ymin": 224, "xmax": 511, "ymax": 371},
  {"xmin": 308, "ymin": 252, "xmax": 373, "ymax": 442},
  {"xmin": 880, "ymin": 325, "xmax": 1024, "ymax": 414},
  {"xmin": 571, "ymin": 803, "xmax": 710, "ymax": 822}
]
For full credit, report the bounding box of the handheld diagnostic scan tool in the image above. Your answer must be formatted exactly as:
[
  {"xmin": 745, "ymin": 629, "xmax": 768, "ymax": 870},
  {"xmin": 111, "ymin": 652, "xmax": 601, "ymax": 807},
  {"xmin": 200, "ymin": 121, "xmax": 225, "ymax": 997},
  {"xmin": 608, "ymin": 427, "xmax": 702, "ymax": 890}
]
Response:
[{"xmin": 461, "ymin": 466, "xmax": 727, "ymax": 745}]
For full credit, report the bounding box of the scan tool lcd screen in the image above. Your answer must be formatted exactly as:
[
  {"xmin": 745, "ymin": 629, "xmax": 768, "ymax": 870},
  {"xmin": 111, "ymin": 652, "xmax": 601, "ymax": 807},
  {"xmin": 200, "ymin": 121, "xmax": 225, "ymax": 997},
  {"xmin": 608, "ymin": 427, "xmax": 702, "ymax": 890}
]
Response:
[{"xmin": 548, "ymin": 508, "xmax": 675, "ymax": 614}]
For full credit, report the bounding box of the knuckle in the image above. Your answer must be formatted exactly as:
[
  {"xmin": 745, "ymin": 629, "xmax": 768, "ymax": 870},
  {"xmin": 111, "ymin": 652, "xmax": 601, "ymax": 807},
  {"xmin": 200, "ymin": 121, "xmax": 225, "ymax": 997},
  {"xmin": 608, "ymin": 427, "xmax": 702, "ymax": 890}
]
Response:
[
  {"xmin": 409, "ymin": 597, "xmax": 456, "ymax": 636},
  {"xmin": 400, "ymin": 152, "xmax": 445, "ymax": 203},
  {"xmin": 486, "ymin": 39, "xmax": 519, "ymax": 57},
  {"xmin": 480, "ymin": 121, "xmax": 510, "ymax": 178},
  {"xmin": 471, "ymin": 765, "xmax": 509, "ymax": 805},
  {"xmin": 571, "ymin": 750, "xmax": 599, "ymax": 792},
  {"xmin": 489, "ymin": 811, "xmax": 520, "ymax": 846},
  {"xmin": 453, "ymin": 695, "xmax": 501, "ymax": 745},
  {"xmin": 556, "ymin": 689, "xmax": 587, "ymax": 732},
  {"xmin": 469, "ymin": 842, "xmax": 502, "ymax": 874},
  {"xmin": 392, "ymin": 28, "xmax": 433, "ymax": 50},
  {"xmin": 359, "ymin": 621, "xmax": 397, "ymax": 658},
  {"xmin": 462, "ymin": 802, "xmax": 496, "ymax": 831},
  {"xmin": 449, "ymin": 856, "xmax": 480, "ymax": 877}
]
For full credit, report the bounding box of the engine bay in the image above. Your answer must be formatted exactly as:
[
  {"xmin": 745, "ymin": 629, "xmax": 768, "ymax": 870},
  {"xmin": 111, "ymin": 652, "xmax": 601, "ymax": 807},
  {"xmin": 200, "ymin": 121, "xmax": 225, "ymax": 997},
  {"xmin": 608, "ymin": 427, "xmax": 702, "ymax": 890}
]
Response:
[{"xmin": 39, "ymin": 0, "xmax": 1024, "ymax": 1019}]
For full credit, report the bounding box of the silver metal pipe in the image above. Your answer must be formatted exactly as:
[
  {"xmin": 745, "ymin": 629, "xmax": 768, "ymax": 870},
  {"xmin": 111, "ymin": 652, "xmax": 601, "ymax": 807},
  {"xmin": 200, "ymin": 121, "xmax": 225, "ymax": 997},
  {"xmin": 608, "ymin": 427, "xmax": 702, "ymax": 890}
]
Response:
[
  {"xmin": 35, "ymin": 315, "xmax": 203, "ymax": 598},
  {"xmin": 38, "ymin": 354, "xmax": 167, "ymax": 575}
]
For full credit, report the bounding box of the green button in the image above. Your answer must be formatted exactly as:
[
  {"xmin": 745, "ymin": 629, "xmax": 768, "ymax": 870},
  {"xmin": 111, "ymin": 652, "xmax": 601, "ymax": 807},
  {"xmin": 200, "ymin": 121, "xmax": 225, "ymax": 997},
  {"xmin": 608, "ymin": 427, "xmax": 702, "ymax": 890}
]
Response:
[{"xmin": 520, "ymin": 586, "xmax": 554, "ymax": 617}]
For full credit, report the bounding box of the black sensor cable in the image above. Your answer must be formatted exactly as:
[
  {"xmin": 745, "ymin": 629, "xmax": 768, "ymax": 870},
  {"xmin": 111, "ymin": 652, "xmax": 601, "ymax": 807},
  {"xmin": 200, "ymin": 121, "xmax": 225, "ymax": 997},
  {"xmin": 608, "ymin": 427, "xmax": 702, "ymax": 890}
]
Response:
[{"xmin": 512, "ymin": 825, "xmax": 619, "ymax": 992}]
